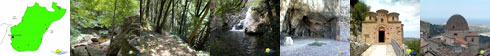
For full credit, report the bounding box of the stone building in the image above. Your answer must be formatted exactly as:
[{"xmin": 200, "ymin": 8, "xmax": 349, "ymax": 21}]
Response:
[
  {"xmin": 445, "ymin": 14, "xmax": 470, "ymax": 39},
  {"xmin": 420, "ymin": 21, "xmax": 431, "ymax": 55},
  {"xmin": 421, "ymin": 21, "xmax": 430, "ymax": 38},
  {"xmin": 421, "ymin": 14, "xmax": 481, "ymax": 56},
  {"xmin": 465, "ymin": 33, "xmax": 479, "ymax": 55},
  {"xmin": 361, "ymin": 9, "xmax": 403, "ymax": 44},
  {"xmin": 444, "ymin": 14, "xmax": 480, "ymax": 55}
]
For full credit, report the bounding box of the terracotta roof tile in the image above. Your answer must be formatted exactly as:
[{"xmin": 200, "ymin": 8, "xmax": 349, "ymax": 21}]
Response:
[
  {"xmin": 454, "ymin": 37, "xmax": 468, "ymax": 45},
  {"xmin": 466, "ymin": 33, "xmax": 480, "ymax": 37}
]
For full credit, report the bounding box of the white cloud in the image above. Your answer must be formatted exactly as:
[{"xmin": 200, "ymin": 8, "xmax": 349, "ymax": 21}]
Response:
[{"xmin": 362, "ymin": 0, "xmax": 420, "ymax": 38}]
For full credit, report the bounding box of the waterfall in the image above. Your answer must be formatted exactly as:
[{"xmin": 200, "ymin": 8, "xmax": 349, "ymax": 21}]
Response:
[{"xmin": 230, "ymin": 8, "xmax": 252, "ymax": 31}]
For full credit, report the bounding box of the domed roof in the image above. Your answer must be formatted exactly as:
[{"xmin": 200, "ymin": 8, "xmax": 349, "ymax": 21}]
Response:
[
  {"xmin": 376, "ymin": 9, "xmax": 388, "ymax": 14},
  {"xmin": 445, "ymin": 14, "xmax": 469, "ymax": 31}
]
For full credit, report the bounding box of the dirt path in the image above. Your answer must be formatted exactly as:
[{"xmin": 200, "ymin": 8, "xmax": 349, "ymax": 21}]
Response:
[
  {"xmin": 138, "ymin": 32, "xmax": 196, "ymax": 56},
  {"xmin": 361, "ymin": 44, "xmax": 396, "ymax": 56}
]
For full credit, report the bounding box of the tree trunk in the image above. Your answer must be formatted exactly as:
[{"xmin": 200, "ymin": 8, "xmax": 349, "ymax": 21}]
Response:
[
  {"xmin": 180, "ymin": 0, "xmax": 189, "ymax": 35},
  {"xmin": 198, "ymin": 2, "xmax": 209, "ymax": 17},
  {"xmin": 195, "ymin": 0, "xmax": 202, "ymax": 16},
  {"xmin": 156, "ymin": 0, "xmax": 166, "ymax": 33},
  {"xmin": 195, "ymin": 22, "xmax": 209, "ymax": 50},
  {"xmin": 188, "ymin": 2, "xmax": 210, "ymax": 45},
  {"xmin": 170, "ymin": 0, "xmax": 177, "ymax": 31},
  {"xmin": 140, "ymin": 0, "xmax": 143, "ymax": 25},
  {"xmin": 145, "ymin": 0, "xmax": 150, "ymax": 26},
  {"xmin": 159, "ymin": 0, "xmax": 173, "ymax": 32},
  {"xmin": 107, "ymin": 0, "xmax": 117, "ymax": 55},
  {"xmin": 153, "ymin": 0, "xmax": 159, "ymax": 25}
]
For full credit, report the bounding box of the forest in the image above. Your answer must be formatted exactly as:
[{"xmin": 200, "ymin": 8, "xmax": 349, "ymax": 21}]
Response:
[{"xmin": 70, "ymin": 0, "xmax": 279, "ymax": 56}]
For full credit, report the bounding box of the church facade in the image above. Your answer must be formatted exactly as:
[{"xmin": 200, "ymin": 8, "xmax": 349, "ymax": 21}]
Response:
[{"xmin": 361, "ymin": 9, "xmax": 404, "ymax": 45}]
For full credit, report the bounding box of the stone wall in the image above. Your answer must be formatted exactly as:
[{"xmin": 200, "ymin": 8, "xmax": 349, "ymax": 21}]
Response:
[
  {"xmin": 465, "ymin": 36, "xmax": 479, "ymax": 55},
  {"xmin": 421, "ymin": 21, "xmax": 430, "ymax": 38}
]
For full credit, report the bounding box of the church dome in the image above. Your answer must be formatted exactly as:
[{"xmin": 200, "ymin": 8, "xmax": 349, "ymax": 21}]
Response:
[{"xmin": 445, "ymin": 14, "xmax": 469, "ymax": 31}]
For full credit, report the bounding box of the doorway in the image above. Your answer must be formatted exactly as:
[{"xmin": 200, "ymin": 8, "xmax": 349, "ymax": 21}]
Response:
[{"xmin": 379, "ymin": 31, "xmax": 385, "ymax": 42}]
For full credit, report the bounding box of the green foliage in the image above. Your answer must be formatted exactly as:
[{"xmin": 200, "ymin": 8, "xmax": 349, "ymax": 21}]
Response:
[
  {"xmin": 70, "ymin": 23, "xmax": 82, "ymax": 37},
  {"xmin": 71, "ymin": 0, "xmax": 138, "ymax": 28},
  {"xmin": 309, "ymin": 37, "xmax": 324, "ymax": 46},
  {"xmin": 214, "ymin": 0, "xmax": 245, "ymax": 15},
  {"xmin": 403, "ymin": 38, "xmax": 421, "ymax": 56},
  {"xmin": 70, "ymin": 0, "xmax": 138, "ymax": 45},
  {"xmin": 246, "ymin": 0, "xmax": 263, "ymax": 7},
  {"xmin": 99, "ymin": 30, "xmax": 109, "ymax": 35},
  {"xmin": 70, "ymin": 24, "xmax": 82, "ymax": 45},
  {"xmin": 350, "ymin": 1, "xmax": 370, "ymax": 36},
  {"xmin": 308, "ymin": 42, "xmax": 325, "ymax": 46},
  {"xmin": 429, "ymin": 24, "xmax": 445, "ymax": 36},
  {"xmin": 192, "ymin": 16, "xmax": 200, "ymax": 25},
  {"xmin": 351, "ymin": 2, "xmax": 370, "ymax": 23}
]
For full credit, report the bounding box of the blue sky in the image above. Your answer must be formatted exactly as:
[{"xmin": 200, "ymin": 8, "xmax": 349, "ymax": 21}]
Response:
[
  {"xmin": 421, "ymin": 0, "xmax": 490, "ymax": 25},
  {"xmin": 361, "ymin": 0, "xmax": 420, "ymax": 38}
]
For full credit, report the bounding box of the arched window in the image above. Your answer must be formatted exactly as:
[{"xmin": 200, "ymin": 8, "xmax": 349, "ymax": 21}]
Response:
[
  {"xmin": 392, "ymin": 17, "xmax": 394, "ymax": 21},
  {"xmin": 369, "ymin": 16, "xmax": 372, "ymax": 20}
]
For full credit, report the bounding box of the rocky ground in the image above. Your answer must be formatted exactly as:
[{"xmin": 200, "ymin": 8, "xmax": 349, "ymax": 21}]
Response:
[
  {"xmin": 70, "ymin": 31, "xmax": 197, "ymax": 56},
  {"xmin": 280, "ymin": 37, "xmax": 350, "ymax": 56},
  {"xmin": 349, "ymin": 42, "xmax": 371, "ymax": 56},
  {"xmin": 71, "ymin": 16, "xmax": 196, "ymax": 56}
]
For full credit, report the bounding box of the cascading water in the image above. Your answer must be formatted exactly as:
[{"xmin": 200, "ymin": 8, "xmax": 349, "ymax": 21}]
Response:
[
  {"xmin": 230, "ymin": 8, "xmax": 252, "ymax": 31},
  {"xmin": 209, "ymin": 7, "xmax": 261, "ymax": 55}
]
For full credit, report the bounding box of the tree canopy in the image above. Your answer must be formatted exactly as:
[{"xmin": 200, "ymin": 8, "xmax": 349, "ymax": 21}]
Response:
[{"xmin": 70, "ymin": 0, "xmax": 138, "ymax": 28}]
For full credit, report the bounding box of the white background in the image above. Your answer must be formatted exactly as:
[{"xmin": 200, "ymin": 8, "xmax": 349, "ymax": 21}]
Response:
[{"xmin": 0, "ymin": 0, "xmax": 70, "ymax": 56}]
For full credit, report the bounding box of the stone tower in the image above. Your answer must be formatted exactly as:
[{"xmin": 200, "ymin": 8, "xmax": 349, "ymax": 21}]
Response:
[{"xmin": 465, "ymin": 33, "xmax": 480, "ymax": 55}]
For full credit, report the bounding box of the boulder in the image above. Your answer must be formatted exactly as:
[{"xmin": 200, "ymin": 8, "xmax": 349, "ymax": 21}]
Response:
[
  {"xmin": 72, "ymin": 46, "xmax": 89, "ymax": 56},
  {"xmin": 284, "ymin": 37, "xmax": 294, "ymax": 45},
  {"xmin": 85, "ymin": 46, "xmax": 106, "ymax": 56}
]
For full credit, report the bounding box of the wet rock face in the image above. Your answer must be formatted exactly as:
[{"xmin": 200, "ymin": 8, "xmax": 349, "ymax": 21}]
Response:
[
  {"xmin": 209, "ymin": 7, "xmax": 248, "ymax": 32},
  {"xmin": 280, "ymin": 0, "xmax": 350, "ymax": 41},
  {"xmin": 244, "ymin": 13, "xmax": 267, "ymax": 34}
]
